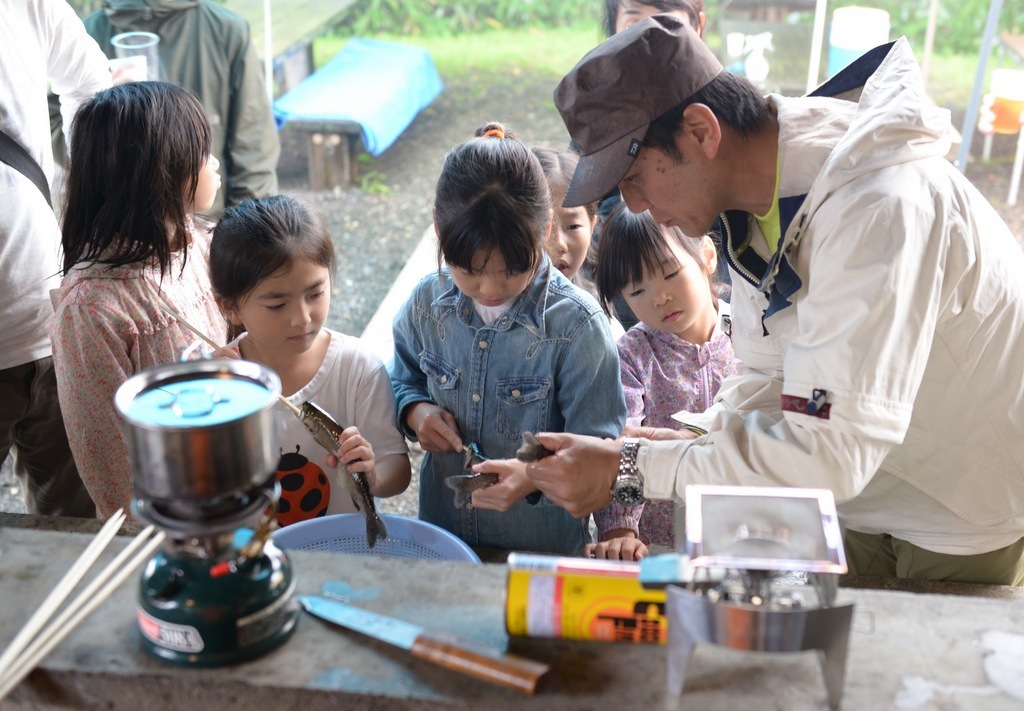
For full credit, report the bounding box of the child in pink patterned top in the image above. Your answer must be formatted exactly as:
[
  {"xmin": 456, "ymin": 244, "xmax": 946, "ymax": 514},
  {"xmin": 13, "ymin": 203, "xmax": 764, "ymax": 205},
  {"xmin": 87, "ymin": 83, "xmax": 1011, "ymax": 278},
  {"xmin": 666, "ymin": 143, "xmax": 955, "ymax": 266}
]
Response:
[
  {"xmin": 49, "ymin": 82, "xmax": 228, "ymax": 518},
  {"xmin": 587, "ymin": 205, "xmax": 737, "ymax": 560}
]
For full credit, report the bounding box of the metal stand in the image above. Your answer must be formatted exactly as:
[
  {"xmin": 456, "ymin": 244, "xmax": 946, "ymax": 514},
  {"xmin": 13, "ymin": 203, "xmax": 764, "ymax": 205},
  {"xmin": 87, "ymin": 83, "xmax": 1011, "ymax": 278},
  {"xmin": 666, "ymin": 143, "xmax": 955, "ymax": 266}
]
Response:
[{"xmin": 665, "ymin": 585, "xmax": 854, "ymax": 709}]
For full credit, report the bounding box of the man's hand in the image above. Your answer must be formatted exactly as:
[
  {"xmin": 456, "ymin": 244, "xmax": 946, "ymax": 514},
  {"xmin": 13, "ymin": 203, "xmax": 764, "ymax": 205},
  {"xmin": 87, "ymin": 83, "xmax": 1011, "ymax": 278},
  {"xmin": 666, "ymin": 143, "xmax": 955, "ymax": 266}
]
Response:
[
  {"xmin": 470, "ymin": 458, "xmax": 536, "ymax": 512},
  {"xmin": 406, "ymin": 402, "xmax": 463, "ymax": 453},
  {"xmin": 524, "ymin": 433, "xmax": 620, "ymax": 518}
]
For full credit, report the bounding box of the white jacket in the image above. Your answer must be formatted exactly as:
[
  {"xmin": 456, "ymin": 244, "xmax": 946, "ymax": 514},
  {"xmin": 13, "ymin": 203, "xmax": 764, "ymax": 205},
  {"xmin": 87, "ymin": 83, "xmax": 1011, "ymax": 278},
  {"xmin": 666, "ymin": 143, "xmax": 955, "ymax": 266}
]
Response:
[
  {"xmin": 641, "ymin": 38, "xmax": 1024, "ymax": 555},
  {"xmin": 0, "ymin": 0, "xmax": 110, "ymax": 369}
]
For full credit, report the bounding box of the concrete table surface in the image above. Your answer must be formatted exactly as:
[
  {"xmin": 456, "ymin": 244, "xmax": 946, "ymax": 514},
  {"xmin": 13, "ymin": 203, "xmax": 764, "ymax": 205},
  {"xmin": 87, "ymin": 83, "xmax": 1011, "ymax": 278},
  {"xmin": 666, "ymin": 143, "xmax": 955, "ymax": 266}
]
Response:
[{"xmin": 1, "ymin": 521, "xmax": 1024, "ymax": 710}]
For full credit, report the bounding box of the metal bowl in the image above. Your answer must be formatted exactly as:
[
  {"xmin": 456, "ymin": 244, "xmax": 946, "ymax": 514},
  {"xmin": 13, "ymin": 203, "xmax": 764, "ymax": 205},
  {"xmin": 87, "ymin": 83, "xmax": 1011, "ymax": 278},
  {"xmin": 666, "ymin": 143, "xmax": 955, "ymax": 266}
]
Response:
[{"xmin": 115, "ymin": 359, "xmax": 281, "ymax": 503}]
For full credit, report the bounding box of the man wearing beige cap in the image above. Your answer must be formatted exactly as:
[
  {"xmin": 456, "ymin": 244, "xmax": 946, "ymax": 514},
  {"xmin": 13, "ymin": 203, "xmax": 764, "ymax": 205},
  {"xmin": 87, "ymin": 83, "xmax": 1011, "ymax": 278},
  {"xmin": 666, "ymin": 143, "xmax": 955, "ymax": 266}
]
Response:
[{"xmin": 525, "ymin": 14, "xmax": 1024, "ymax": 584}]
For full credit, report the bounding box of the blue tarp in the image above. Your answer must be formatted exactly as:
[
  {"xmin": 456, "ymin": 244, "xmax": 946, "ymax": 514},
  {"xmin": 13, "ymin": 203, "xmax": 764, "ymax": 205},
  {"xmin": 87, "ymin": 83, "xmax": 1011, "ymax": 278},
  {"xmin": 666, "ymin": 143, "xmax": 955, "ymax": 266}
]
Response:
[{"xmin": 274, "ymin": 38, "xmax": 444, "ymax": 156}]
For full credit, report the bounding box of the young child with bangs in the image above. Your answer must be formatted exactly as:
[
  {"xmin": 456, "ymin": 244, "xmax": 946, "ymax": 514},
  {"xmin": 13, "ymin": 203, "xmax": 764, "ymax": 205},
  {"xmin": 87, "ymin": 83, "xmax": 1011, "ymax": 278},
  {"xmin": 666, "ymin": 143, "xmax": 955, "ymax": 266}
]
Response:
[
  {"xmin": 51, "ymin": 82, "xmax": 227, "ymax": 518},
  {"xmin": 587, "ymin": 204, "xmax": 737, "ymax": 561},
  {"xmin": 595, "ymin": 0, "xmax": 718, "ymax": 331},
  {"xmin": 390, "ymin": 121, "xmax": 626, "ymax": 556},
  {"xmin": 532, "ymin": 145, "xmax": 624, "ymax": 339},
  {"xmin": 210, "ymin": 195, "xmax": 411, "ymax": 527}
]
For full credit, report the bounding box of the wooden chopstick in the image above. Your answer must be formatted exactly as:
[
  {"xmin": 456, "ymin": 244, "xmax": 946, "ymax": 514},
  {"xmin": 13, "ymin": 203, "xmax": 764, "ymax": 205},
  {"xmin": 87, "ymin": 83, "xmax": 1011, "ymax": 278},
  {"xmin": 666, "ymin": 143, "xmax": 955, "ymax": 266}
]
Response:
[
  {"xmin": 156, "ymin": 300, "xmax": 304, "ymax": 419},
  {"xmin": 0, "ymin": 509, "xmax": 126, "ymax": 676},
  {"xmin": 0, "ymin": 526, "xmax": 165, "ymax": 700},
  {"xmin": 157, "ymin": 299, "xmax": 221, "ymax": 351}
]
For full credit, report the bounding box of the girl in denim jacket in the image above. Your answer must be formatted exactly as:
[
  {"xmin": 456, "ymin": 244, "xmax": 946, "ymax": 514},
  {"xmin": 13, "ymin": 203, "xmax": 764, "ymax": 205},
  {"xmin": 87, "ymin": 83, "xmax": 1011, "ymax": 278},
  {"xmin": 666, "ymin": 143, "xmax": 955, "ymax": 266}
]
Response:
[{"xmin": 390, "ymin": 122, "xmax": 627, "ymax": 556}]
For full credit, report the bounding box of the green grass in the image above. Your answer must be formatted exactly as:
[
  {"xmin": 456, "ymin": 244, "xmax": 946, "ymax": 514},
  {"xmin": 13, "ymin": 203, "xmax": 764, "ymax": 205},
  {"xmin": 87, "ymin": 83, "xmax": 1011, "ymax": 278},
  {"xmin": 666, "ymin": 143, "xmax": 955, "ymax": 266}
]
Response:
[
  {"xmin": 313, "ymin": 26, "xmax": 987, "ymax": 110},
  {"xmin": 923, "ymin": 52, "xmax": 990, "ymax": 109},
  {"xmin": 314, "ymin": 24, "xmax": 601, "ymax": 79}
]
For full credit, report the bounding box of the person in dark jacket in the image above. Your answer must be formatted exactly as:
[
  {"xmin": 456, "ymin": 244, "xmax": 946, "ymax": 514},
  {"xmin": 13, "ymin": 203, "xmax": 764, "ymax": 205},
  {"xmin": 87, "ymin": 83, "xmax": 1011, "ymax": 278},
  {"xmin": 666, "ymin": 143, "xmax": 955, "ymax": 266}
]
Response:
[{"xmin": 52, "ymin": 0, "xmax": 279, "ymax": 218}]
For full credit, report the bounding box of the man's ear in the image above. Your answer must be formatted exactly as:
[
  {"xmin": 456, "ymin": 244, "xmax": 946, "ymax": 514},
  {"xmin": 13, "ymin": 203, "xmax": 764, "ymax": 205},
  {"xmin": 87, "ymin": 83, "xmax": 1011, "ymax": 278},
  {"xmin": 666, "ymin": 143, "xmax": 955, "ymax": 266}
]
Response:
[
  {"xmin": 216, "ymin": 297, "xmax": 244, "ymax": 326},
  {"xmin": 682, "ymin": 103, "xmax": 722, "ymax": 160},
  {"xmin": 701, "ymin": 234, "xmax": 718, "ymax": 276}
]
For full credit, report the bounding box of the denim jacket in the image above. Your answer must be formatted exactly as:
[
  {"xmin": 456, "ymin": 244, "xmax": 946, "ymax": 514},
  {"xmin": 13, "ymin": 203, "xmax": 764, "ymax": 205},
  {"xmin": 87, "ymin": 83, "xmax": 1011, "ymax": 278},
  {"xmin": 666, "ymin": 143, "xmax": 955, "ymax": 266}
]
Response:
[{"xmin": 390, "ymin": 257, "xmax": 626, "ymax": 555}]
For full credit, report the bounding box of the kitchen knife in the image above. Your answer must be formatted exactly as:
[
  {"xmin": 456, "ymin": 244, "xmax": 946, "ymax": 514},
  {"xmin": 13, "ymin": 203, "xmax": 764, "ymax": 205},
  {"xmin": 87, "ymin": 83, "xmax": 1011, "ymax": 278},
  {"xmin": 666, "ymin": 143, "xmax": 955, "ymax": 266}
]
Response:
[{"xmin": 298, "ymin": 595, "xmax": 550, "ymax": 695}]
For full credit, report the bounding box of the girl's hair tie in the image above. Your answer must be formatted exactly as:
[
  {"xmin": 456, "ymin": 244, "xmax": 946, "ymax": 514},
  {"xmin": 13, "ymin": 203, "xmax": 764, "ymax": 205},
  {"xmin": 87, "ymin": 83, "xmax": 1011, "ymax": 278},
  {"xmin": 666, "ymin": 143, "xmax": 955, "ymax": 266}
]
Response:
[{"xmin": 482, "ymin": 127, "xmax": 505, "ymax": 139}]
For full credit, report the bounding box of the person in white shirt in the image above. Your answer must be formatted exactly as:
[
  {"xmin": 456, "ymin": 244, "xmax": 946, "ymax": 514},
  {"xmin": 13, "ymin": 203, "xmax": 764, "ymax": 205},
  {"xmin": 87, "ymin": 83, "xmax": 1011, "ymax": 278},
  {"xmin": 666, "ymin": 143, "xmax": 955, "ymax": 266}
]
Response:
[
  {"xmin": 0, "ymin": 0, "xmax": 110, "ymax": 516},
  {"xmin": 525, "ymin": 15, "xmax": 1024, "ymax": 586}
]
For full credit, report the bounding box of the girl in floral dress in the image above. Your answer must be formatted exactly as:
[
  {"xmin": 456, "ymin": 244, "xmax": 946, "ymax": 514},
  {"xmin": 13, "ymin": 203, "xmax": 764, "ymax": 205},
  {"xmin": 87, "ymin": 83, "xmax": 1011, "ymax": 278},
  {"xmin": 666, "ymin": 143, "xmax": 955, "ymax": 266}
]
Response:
[
  {"xmin": 51, "ymin": 82, "xmax": 227, "ymax": 518},
  {"xmin": 587, "ymin": 205, "xmax": 737, "ymax": 560}
]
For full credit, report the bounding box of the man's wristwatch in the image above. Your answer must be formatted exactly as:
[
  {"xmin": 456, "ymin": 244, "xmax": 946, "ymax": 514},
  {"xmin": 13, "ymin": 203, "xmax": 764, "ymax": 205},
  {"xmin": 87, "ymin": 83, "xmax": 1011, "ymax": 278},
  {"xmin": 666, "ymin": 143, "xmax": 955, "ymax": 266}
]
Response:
[{"xmin": 610, "ymin": 437, "xmax": 644, "ymax": 506}]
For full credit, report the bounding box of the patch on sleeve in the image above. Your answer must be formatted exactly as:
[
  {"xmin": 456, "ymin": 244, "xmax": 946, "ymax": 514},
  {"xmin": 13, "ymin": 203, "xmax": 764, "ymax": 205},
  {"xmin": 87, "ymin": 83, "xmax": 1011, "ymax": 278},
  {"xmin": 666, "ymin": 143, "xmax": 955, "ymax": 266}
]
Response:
[{"xmin": 781, "ymin": 389, "xmax": 831, "ymax": 419}]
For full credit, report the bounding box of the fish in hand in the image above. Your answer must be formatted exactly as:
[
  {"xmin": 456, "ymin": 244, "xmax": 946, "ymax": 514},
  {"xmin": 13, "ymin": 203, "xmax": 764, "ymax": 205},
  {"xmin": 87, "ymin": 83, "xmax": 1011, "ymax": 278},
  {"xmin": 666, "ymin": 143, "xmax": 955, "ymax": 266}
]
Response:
[
  {"xmin": 444, "ymin": 442, "xmax": 497, "ymax": 509},
  {"xmin": 445, "ymin": 473, "xmax": 499, "ymax": 509},
  {"xmin": 300, "ymin": 401, "xmax": 388, "ymax": 548},
  {"xmin": 515, "ymin": 432, "xmax": 554, "ymax": 463}
]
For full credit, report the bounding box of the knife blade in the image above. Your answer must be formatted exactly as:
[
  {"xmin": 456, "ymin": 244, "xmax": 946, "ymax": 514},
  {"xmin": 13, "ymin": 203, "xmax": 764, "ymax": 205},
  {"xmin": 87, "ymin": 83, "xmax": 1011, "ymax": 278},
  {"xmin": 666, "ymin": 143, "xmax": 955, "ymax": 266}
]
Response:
[{"xmin": 298, "ymin": 595, "xmax": 550, "ymax": 695}]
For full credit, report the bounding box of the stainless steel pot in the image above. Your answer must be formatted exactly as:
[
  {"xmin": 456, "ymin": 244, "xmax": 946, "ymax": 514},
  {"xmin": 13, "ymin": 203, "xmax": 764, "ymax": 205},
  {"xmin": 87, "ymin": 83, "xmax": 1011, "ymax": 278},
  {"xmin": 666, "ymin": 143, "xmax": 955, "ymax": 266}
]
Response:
[{"xmin": 115, "ymin": 359, "xmax": 281, "ymax": 502}]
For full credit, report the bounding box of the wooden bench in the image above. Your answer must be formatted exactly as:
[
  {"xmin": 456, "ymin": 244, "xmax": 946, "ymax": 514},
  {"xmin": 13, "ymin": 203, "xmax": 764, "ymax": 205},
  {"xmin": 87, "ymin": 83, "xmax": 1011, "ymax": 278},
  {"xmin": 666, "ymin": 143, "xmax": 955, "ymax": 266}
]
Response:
[
  {"xmin": 273, "ymin": 39, "xmax": 444, "ymax": 191},
  {"xmin": 290, "ymin": 121, "xmax": 362, "ymax": 192}
]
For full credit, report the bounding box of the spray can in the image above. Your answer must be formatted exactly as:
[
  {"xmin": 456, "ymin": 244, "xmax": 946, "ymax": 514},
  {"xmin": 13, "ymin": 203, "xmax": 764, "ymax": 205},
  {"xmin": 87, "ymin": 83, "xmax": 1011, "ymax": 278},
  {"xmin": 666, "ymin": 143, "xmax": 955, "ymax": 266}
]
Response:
[{"xmin": 504, "ymin": 553, "xmax": 667, "ymax": 644}]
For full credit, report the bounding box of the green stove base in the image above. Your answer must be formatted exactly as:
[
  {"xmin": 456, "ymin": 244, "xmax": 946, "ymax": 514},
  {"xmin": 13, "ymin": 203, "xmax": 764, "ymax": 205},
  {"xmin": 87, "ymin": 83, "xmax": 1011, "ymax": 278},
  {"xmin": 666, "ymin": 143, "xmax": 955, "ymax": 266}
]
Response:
[{"xmin": 137, "ymin": 543, "xmax": 299, "ymax": 667}]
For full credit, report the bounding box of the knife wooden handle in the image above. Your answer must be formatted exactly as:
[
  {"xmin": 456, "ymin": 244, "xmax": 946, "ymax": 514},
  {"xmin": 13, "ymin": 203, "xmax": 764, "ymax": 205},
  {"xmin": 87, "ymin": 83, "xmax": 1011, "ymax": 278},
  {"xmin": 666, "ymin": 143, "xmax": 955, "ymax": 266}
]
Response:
[{"xmin": 410, "ymin": 631, "xmax": 550, "ymax": 695}]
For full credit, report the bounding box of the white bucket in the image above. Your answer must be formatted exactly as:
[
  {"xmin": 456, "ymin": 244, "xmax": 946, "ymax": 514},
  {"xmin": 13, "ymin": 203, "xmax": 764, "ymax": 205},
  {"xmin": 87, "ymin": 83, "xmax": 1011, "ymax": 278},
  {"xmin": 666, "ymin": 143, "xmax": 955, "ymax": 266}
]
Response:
[{"xmin": 827, "ymin": 6, "xmax": 890, "ymax": 78}]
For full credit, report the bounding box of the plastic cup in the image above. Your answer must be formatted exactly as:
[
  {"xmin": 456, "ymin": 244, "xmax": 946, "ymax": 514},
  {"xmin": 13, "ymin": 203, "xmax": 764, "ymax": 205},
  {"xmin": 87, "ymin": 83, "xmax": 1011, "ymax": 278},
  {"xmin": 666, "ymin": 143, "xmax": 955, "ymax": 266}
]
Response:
[
  {"xmin": 111, "ymin": 31, "xmax": 160, "ymax": 82},
  {"xmin": 989, "ymin": 69, "xmax": 1024, "ymax": 135}
]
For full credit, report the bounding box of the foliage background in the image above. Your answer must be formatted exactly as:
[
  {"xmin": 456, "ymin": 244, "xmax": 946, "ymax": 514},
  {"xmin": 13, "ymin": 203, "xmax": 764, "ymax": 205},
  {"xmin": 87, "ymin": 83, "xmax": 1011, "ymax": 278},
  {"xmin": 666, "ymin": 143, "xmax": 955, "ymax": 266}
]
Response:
[
  {"xmin": 338, "ymin": 0, "xmax": 1023, "ymax": 56},
  {"xmin": 59, "ymin": 0, "xmax": 1024, "ymax": 113},
  {"xmin": 64, "ymin": 0, "xmax": 1024, "ymax": 56}
]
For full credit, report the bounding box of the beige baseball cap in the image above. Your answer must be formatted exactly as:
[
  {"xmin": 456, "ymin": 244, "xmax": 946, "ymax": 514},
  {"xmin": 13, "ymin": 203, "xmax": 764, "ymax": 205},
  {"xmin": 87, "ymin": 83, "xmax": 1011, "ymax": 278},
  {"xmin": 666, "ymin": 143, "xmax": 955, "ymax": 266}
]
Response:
[{"xmin": 554, "ymin": 14, "xmax": 723, "ymax": 207}]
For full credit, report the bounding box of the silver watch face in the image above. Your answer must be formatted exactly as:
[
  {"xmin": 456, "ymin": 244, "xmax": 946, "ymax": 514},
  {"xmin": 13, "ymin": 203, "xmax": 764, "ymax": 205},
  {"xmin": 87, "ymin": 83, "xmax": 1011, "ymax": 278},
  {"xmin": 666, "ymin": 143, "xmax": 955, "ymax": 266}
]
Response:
[{"xmin": 614, "ymin": 481, "xmax": 644, "ymax": 506}]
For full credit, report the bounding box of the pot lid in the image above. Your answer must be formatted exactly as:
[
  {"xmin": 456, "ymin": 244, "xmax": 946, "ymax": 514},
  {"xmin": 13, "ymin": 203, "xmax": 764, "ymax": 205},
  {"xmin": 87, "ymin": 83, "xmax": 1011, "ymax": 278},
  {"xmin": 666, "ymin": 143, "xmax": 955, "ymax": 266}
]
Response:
[
  {"xmin": 116, "ymin": 360, "xmax": 281, "ymax": 429},
  {"xmin": 124, "ymin": 377, "xmax": 273, "ymax": 428}
]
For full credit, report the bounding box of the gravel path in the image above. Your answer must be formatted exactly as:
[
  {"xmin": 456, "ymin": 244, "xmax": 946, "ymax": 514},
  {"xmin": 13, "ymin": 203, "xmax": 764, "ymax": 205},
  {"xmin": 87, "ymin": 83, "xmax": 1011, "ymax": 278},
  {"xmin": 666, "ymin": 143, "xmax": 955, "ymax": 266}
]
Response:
[{"xmin": 2, "ymin": 74, "xmax": 1022, "ymax": 518}]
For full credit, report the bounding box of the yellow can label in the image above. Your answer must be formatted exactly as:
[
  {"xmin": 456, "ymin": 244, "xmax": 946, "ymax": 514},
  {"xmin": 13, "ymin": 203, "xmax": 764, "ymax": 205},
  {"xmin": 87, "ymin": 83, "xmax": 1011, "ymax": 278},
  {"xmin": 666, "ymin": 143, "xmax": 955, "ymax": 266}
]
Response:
[{"xmin": 505, "ymin": 554, "xmax": 667, "ymax": 644}]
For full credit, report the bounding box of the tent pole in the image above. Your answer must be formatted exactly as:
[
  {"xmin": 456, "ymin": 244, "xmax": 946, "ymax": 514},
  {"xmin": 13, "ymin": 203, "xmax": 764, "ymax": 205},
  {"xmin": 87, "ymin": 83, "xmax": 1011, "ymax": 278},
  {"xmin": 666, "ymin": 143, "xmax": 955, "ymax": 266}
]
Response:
[
  {"xmin": 921, "ymin": 0, "xmax": 940, "ymax": 86},
  {"xmin": 263, "ymin": 0, "xmax": 274, "ymax": 100},
  {"xmin": 956, "ymin": 0, "xmax": 1005, "ymax": 172},
  {"xmin": 806, "ymin": 0, "xmax": 828, "ymax": 92}
]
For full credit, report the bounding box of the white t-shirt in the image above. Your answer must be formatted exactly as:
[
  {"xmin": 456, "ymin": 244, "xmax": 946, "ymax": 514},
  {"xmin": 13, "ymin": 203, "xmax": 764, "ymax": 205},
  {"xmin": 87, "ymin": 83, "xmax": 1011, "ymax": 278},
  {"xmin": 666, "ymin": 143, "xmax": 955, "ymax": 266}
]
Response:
[
  {"xmin": 473, "ymin": 297, "xmax": 514, "ymax": 324},
  {"xmin": 229, "ymin": 328, "xmax": 408, "ymax": 524}
]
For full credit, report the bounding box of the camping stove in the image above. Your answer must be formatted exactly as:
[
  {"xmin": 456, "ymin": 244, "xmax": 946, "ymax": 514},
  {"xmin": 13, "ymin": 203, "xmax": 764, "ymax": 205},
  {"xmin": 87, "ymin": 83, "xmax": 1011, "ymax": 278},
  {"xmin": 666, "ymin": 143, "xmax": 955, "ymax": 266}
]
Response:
[
  {"xmin": 647, "ymin": 485, "xmax": 853, "ymax": 709},
  {"xmin": 115, "ymin": 360, "xmax": 299, "ymax": 667}
]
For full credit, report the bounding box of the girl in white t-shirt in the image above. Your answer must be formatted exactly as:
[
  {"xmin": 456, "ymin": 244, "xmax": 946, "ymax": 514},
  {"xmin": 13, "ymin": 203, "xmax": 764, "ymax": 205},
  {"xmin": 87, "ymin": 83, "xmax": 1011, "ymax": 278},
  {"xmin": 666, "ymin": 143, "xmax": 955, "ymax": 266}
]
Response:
[{"xmin": 210, "ymin": 195, "xmax": 410, "ymax": 526}]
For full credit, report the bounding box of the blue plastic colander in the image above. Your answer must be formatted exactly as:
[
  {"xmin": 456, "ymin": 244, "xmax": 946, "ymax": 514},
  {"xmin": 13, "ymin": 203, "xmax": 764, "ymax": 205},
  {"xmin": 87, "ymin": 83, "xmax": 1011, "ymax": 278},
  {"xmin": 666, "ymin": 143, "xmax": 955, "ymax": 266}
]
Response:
[{"xmin": 271, "ymin": 513, "xmax": 481, "ymax": 563}]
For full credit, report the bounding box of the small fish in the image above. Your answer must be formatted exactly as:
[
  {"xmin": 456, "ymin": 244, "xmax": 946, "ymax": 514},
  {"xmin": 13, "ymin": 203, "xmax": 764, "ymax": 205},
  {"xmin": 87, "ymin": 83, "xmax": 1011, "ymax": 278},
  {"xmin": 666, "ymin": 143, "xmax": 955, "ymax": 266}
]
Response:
[
  {"xmin": 445, "ymin": 442, "xmax": 496, "ymax": 509},
  {"xmin": 516, "ymin": 432, "xmax": 554, "ymax": 463},
  {"xmin": 300, "ymin": 401, "xmax": 388, "ymax": 548},
  {"xmin": 445, "ymin": 473, "xmax": 499, "ymax": 509}
]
